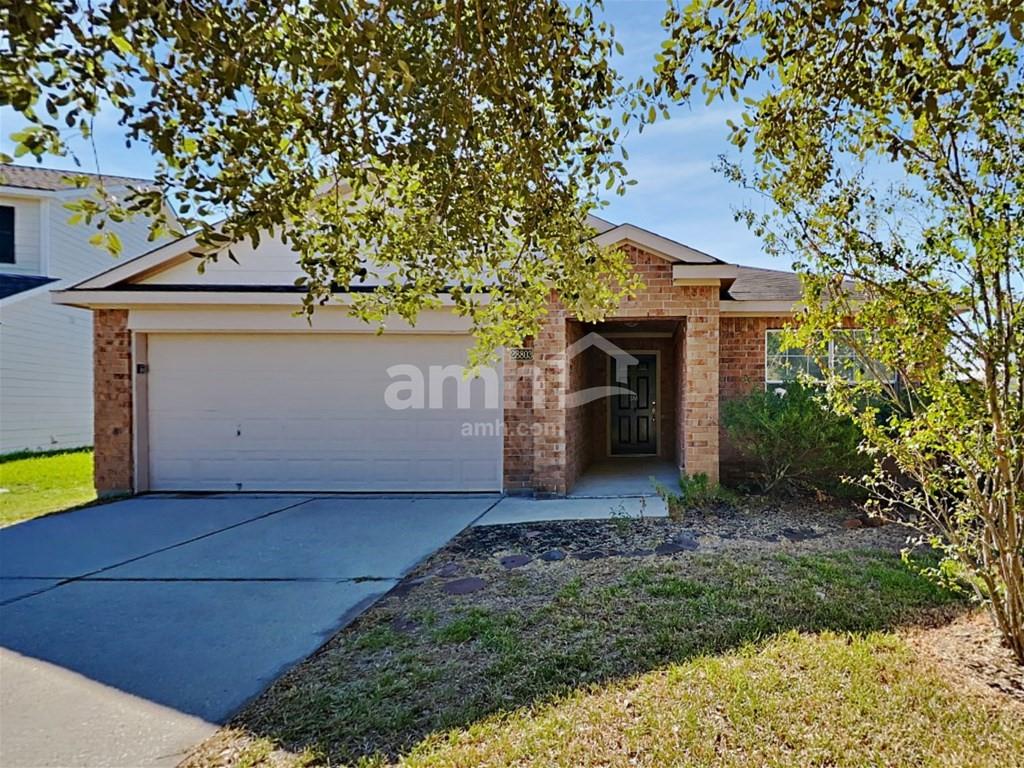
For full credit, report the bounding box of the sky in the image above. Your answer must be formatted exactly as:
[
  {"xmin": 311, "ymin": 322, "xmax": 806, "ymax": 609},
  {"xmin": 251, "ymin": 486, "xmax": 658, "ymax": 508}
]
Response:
[{"xmin": 0, "ymin": 1, "xmax": 777, "ymax": 271}]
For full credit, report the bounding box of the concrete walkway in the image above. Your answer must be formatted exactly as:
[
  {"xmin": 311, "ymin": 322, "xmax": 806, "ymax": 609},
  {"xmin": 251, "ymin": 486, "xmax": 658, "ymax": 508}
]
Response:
[
  {"xmin": 0, "ymin": 494, "xmax": 498, "ymax": 768},
  {"xmin": 568, "ymin": 458, "xmax": 680, "ymax": 498},
  {"xmin": 474, "ymin": 494, "xmax": 668, "ymax": 525}
]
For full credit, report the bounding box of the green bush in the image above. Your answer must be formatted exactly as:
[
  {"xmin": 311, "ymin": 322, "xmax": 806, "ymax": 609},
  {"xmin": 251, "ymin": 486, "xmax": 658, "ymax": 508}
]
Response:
[
  {"xmin": 653, "ymin": 472, "xmax": 735, "ymax": 518},
  {"xmin": 721, "ymin": 383, "xmax": 869, "ymax": 496}
]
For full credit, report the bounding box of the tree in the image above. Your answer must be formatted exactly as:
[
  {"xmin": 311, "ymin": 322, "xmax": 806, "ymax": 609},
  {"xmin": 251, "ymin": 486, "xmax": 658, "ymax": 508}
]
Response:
[
  {"xmin": 1, "ymin": 0, "xmax": 647, "ymax": 362},
  {"xmin": 658, "ymin": 0, "xmax": 1023, "ymax": 662}
]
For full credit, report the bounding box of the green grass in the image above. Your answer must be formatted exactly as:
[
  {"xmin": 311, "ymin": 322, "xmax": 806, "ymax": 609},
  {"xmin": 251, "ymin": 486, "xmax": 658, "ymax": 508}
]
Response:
[
  {"xmin": 181, "ymin": 548, "xmax": 1022, "ymax": 768},
  {"xmin": 398, "ymin": 631, "xmax": 1022, "ymax": 768},
  {"xmin": 0, "ymin": 448, "xmax": 96, "ymax": 527}
]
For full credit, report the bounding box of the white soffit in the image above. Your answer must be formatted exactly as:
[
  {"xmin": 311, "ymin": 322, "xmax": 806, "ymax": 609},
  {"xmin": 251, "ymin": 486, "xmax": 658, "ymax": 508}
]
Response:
[{"xmin": 671, "ymin": 264, "xmax": 739, "ymax": 281}]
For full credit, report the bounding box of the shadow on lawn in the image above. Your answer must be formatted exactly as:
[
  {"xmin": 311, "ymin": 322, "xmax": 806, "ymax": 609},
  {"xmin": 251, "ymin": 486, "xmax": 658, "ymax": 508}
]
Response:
[{"xmin": 210, "ymin": 540, "xmax": 968, "ymax": 766}]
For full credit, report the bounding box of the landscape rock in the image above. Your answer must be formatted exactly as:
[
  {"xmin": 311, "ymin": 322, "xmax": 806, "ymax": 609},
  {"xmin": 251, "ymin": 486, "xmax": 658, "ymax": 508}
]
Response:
[
  {"xmin": 500, "ymin": 554, "xmax": 532, "ymax": 569},
  {"xmin": 442, "ymin": 577, "xmax": 487, "ymax": 595}
]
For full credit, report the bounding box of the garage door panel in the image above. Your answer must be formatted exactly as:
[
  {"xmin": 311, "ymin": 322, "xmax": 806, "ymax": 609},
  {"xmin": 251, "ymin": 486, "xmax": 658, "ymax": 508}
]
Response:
[{"xmin": 146, "ymin": 334, "xmax": 502, "ymax": 492}]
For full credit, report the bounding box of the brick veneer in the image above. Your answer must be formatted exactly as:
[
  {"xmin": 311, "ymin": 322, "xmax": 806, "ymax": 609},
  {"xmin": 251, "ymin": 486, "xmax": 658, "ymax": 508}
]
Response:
[
  {"xmin": 502, "ymin": 339, "xmax": 535, "ymax": 493},
  {"xmin": 718, "ymin": 316, "xmax": 790, "ymax": 477},
  {"xmin": 94, "ymin": 309, "xmax": 133, "ymax": 495},
  {"xmin": 719, "ymin": 316, "xmax": 790, "ymax": 400},
  {"xmin": 89, "ymin": 251, "xmax": 788, "ymax": 497},
  {"xmin": 565, "ymin": 320, "xmax": 591, "ymax": 492},
  {"xmin": 520, "ymin": 246, "xmax": 722, "ymax": 493}
]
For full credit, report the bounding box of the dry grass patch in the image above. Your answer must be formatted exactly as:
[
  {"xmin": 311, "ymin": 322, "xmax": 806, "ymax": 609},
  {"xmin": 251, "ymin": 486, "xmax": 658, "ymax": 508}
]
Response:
[{"xmin": 178, "ymin": 520, "xmax": 1024, "ymax": 768}]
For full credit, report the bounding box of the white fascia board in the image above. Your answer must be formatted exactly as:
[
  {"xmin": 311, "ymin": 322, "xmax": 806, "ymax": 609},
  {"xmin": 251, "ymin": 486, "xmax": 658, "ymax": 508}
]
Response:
[
  {"xmin": 70, "ymin": 180, "xmax": 353, "ymax": 289},
  {"xmin": 0, "ymin": 185, "xmax": 56, "ymax": 199},
  {"xmin": 593, "ymin": 223, "xmax": 719, "ymax": 264},
  {"xmin": 50, "ymin": 288, "xmax": 481, "ymax": 309},
  {"xmin": 126, "ymin": 306, "xmax": 474, "ymax": 334},
  {"xmin": 671, "ymin": 264, "xmax": 739, "ymax": 282},
  {"xmin": 719, "ymin": 299, "xmax": 799, "ymax": 316}
]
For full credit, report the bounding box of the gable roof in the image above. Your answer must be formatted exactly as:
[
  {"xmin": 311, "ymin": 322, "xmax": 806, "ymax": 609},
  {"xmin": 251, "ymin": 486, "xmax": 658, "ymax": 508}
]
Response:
[
  {"xmin": 0, "ymin": 164, "xmax": 154, "ymax": 193},
  {"xmin": 593, "ymin": 223, "xmax": 723, "ymax": 265},
  {"xmin": 54, "ymin": 209, "xmax": 811, "ymax": 313}
]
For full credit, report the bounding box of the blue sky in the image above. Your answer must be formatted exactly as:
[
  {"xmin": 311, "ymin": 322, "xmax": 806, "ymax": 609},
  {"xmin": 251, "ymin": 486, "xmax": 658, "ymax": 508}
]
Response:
[
  {"xmin": 599, "ymin": 1, "xmax": 768, "ymax": 267},
  {"xmin": 1, "ymin": 1, "xmax": 776, "ymax": 270}
]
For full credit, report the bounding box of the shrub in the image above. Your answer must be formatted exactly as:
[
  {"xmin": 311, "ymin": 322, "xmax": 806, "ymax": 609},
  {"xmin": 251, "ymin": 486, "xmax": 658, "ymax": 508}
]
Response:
[
  {"xmin": 653, "ymin": 472, "xmax": 734, "ymax": 518},
  {"xmin": 721, "ymin": 383, "xmax": 869, "ymax": 496}
]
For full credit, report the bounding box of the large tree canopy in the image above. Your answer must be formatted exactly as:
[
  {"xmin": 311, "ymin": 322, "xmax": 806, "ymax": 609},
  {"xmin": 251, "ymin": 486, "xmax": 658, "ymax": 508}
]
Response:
[
  {"xmin": 1, "ymin": 0, "xmax": 647, "ymax": 361},
  {"xmin": 658, "ymin": 0, "xmax": 1023, "ymax": 661}
]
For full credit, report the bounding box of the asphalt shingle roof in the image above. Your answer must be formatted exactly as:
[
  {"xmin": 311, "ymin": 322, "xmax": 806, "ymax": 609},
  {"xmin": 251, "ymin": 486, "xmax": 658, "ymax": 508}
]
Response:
[
  {"xmin": 0, "ymin": 164, "xmax": 153, "ymax": 192},
  {"xmin": 0, "ymin": 273, "xmax": 58, "ymax": 300},
  {"xmin": 726, "ymin": 265, "xmax": 804, "ymax": 302}
]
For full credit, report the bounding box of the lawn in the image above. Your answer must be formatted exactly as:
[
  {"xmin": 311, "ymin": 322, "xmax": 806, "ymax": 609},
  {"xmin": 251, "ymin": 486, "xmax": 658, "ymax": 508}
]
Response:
[
  {"xmin": 184, "ymin": 507, "xmax": 1024, "ymax": 768},
  {"xmin": 0, "ymin": 448, "xmax": 96, "ymax": 527}
]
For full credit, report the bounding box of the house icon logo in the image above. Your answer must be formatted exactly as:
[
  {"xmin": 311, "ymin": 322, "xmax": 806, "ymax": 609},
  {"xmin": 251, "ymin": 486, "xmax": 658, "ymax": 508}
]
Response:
[{"xmin": 564, "ymin": 332, "xmax": 639, "ymax": 408}]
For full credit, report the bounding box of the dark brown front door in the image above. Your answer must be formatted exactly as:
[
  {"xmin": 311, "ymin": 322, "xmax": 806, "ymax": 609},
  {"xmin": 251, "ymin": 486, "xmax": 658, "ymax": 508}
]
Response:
[{"xmin": 610, "ymin": 354, "xmax": 657, "ymax": 455}]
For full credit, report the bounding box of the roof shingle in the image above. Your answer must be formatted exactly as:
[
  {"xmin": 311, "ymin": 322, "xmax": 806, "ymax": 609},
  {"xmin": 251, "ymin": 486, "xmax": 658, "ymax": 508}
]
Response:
[
  {"xmin": 0, "ymin": 273, "xmax": 58, "ymax": 300},
  {"xmin": 726, "ymin": 265, "xmax": 804, "ymax": 302},
  {"xmin": 0, "ymin": 164, "xmax": 153, "ymax": 192}
]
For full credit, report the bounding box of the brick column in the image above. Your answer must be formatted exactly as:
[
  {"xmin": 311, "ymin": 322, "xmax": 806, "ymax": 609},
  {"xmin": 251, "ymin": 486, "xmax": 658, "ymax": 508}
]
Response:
[
  {"xmin": 503, "ymin": 340, "xmax": 535, "ymax": 492},
  {"xmin": 94, "ymin": 309, "xmax": 133, "ymax": 495},
  {"xmin": 682, "ymin": 310, "xmax": 720, "ymax": 484},
  {"xmin": 532, "ymin": 297, "xmax": 569, "ymax": 495}
]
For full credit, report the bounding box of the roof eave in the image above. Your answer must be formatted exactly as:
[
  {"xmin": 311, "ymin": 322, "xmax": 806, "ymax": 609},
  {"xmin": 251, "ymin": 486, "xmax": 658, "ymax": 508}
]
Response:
[{"xmin": 719, "ymin": 299, "xmax": 800, "ymax": 316}]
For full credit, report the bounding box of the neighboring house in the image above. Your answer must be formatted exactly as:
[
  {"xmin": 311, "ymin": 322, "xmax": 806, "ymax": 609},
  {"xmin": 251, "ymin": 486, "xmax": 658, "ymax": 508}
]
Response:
[
  {"xmin": 0, "ymin": 165, "xmax": 171, "ymax": 454},
  {"xmin": 53, "ymin": 217, "xmax": 809, "ymax": 496}
]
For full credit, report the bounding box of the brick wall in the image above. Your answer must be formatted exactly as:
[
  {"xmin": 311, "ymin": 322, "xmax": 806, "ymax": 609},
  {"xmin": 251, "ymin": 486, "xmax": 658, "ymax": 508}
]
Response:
[
  {"xmin": 516, "ymin": 247, "xmax": 722, "ymax": 494},
  {"xmin": 531, "ymin": 296, "xmax": 569, "ymax": 495},
  {"xmin": 93, "ymin": 309, "xmax": 133, "ymax": 495},
  {"xmin": 502, "ymin": 340, "xmax": 535, "ymax": 492},
  {"xmin": 565, "ymin": 320, "xmax": 591, "ymax": 490},
  {"xmin": 681, "ymin": 309, "xmax": 720, "ymax": 483},
  {"xmin": 673, "ymin": 324, "xmax": 686, "ymax": 470},
  {"xmin": 718, "ymin": 315, "xmax": 790, "ymax": 477},
  {"xmin": 719, "ymin": 316, "xmax": 791, "ymax": 400}
]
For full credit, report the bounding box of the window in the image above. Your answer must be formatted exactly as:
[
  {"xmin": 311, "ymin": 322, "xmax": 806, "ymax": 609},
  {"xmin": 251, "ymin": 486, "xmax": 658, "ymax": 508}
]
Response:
[
  {"xmin": 765, "ymin": 329, "xmax": 822, "ymax": 383},
  {"xmin": 765, "ymin": 329, "xmax": 894, "ymax": 385},
  {"xmin": 0, "ymin": 206, "xmax": 13, "ymax": 264}
]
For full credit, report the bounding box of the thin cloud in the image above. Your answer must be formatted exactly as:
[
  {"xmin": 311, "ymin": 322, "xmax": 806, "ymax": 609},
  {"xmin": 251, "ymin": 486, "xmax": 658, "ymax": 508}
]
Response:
[{"xmin": 638, "ymin": 105, "xmax": 744, "ymax": 139}]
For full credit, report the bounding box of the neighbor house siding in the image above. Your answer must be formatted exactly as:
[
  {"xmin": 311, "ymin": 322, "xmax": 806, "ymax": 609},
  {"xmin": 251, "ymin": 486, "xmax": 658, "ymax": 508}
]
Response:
[
  {"xmin": 0, "ymin": 194, "xmax": 165, "ymax": 454},
  {"xmin": 0, "ymin": 195, "xmax": 42, "ymax": 275}
]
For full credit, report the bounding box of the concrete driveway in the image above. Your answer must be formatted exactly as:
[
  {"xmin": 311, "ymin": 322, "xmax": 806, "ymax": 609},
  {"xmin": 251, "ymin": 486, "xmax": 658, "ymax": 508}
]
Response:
[{"xmin": 0, "ymin": 494, "xmax": 498, "ymax": 768}]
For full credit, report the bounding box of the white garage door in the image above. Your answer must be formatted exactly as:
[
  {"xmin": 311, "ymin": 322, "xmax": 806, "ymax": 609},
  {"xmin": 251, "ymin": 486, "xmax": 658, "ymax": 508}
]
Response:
[{"xmin": 145, "ymin": 333, "xmax": 502, "ymax": 492}]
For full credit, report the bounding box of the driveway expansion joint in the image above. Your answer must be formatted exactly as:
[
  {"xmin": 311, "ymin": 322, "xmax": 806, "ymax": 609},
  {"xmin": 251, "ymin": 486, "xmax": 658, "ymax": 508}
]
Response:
[{"xmin": 0, "ymin": 496, "xmax": 317, "ymax": 606}]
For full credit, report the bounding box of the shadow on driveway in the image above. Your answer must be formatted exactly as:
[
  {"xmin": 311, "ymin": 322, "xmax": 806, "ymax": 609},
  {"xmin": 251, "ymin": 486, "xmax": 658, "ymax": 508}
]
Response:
[{"xmin": 0, "ymin": 493, "xmax": 497, "ymax": 767}]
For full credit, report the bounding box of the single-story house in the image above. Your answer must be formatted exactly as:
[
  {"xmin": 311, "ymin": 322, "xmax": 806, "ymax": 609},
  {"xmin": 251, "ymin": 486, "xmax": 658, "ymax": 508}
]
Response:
[
  {"xmin": 52, "ymin": 216, "xmax": 804, "ymax": 496},
  {"xmin": 0, "ymin": 165, "xmax": 172, "ymax": 454}
]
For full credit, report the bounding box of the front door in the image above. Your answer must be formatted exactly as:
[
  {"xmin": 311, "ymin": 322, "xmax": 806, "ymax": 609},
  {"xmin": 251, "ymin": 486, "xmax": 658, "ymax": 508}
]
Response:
[{"xmin": 610, "ymin": 354, "xmax": 657, "ymax": 455}]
